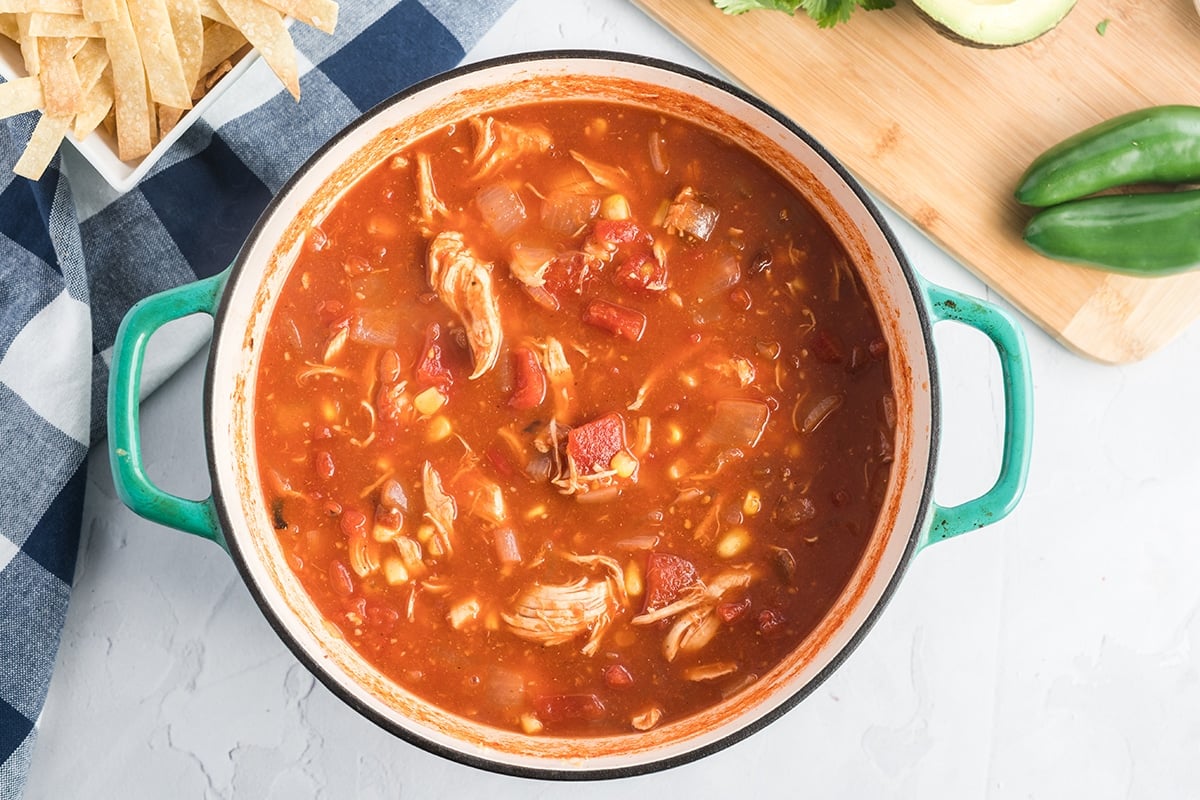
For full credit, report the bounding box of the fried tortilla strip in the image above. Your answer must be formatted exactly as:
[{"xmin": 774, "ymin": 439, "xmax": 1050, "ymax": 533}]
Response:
[
  {"xmin": 0, "ymin": 75, "xmax": 44, "ymax": 117},
  {"xmin": 215, "ymin": 0, "xmax": 298, "ymax": 99},
  {"xmin": 81, "ymin": 0, "xmax": 116, "ymax": 22},
  {"xmin": 74, "ymin": 67, "xmax": 113, "ymax": 139},
  {"xmin": 258, "ymin": 0, "xmax": 335, "ymax": 34},
  {"xmin": 127, "ymin": 0, "xmax": 192, "ymax": 109},
  {"xmin": 38, "ymin": 36, "xmax": 83, "ymax": 117},
  {"xmin": 196, "ymin": 0, "xmax": 231, "ymax": 24},
  {"xmin": 0, "ymin": 0, "xmax": 82, "ymax": 13},
  {"xmin": 156, "ymin": 101, "xmax": 184, "ymax": 137},
  {"xmin": 166, "ymin": 0, "xmax": 202, "ymax": 91},
  {"xmin": 0, "ymin": 12, "xmax": 17, "ymax": 39},
  {"xmin": 72, "ymin": 36, "xmax": 108, "ymax": 89},
  {"xmin": 27, "ymin": 11, "xmax": 101, "ymax": 36},
  {"xmin": 13, "ymin": 111, "xmax": 69, "ymax": 179},
  {"xmin": 100, "ymin": 1, "xmax": 152, "ymax": 160},
  {"xmin": 15, "ymin": 14, "xmax": 38, "ymax": 75},
  {"xmin": 197, "ymin": 20, "xmax": 245, "ymax": 77}
]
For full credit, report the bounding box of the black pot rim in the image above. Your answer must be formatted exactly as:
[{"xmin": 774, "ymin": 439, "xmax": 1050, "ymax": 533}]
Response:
[{"xmin": 204, "ymin": 49, "xmax": 941, "ymax": 782}]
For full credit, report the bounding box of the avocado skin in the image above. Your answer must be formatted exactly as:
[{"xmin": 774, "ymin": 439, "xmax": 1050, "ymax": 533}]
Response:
[{"xmin": 912, "ymin": 0, "xmax": 1077, "ymax": 48}]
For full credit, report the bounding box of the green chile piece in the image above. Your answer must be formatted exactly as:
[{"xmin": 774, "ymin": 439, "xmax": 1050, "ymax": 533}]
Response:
[
  {"xmin": 1023, "ymin": 189, "xmax": 1200, "ymax": 276},
  {"xmin": 1015, "ymin": 105, "xmax": 1200, "ymax": 207}
]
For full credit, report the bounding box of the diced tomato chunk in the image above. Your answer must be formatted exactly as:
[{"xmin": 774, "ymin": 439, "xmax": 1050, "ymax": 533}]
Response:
[
  {"xmin": 535, "ymin": 693, "xmax": 606, "ymax": 723},
  {"xmin": 603, "ymin": 664, "xmax": 634, "ymax": 689},
  {"xmin": 543, "ymin": 251, "xmax": 598, "ymax": 298},
  {"xmin": 567, "ymin": 413, "xmax": 627, "ymax": 473},
  {"xmin": 810, "ymin": 329, "xmax": 844, "ymax": 364},
  {"xmin": 613, "ymin": 250, "xmax": 668, "ymax": 293},
  {"xmin": 583, "ymin": 299, "xmax": 646, "ymax": 342},
  {"xmin": 593, "ymin": 218, "xmax": 652, "ymax": 246},
  {"xmin": 717, "ymin": 598, "xmax": 751, "ymax": 624},
  {"xmin": 316, "ymin": 299, "xmax": 345, "ymax": 327},
  {"xmin": 757, "ymin": 608, "xmax": 787, "ymax": 637},
  {"xmin": 642, "ymin": 552, "xmax": 699, "ymax": 613},
  {"xmin": 414, "ymin": 322, "xmax": 453, "ymax": 390},
  {"xmin": 485, "ymin": 443, "xmax": 517, "ymax": 479},
  {"xmin": 509, "ymin": 347, "xmax": 546, "ymax": 409}
]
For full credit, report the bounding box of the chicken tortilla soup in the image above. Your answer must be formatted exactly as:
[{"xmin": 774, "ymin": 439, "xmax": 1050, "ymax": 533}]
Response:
[{"xmin": 254, "ymin": 100, "xmax": 895, "ymax": 737}]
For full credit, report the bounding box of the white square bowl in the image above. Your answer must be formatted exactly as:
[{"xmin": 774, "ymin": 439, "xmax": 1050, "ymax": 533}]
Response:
[{"xmin": 0, "ymin": 36, "xmax": 260, "ymax": 193}]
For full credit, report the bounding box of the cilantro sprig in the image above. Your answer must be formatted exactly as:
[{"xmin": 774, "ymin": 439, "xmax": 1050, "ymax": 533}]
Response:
[{"xmin": 713, "ymin": 0, "xmax": 895, "ymax": 28}]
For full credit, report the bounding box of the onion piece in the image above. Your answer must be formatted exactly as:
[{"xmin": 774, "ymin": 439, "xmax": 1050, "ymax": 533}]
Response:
[
  {"xmin": 799, "ymin": 393, "xmax": 844, "ymax": 433},
  {"xmin": 476, "ymin": 183, "xmax": 527, "ymax": 238},
  {"xmin": 494, "ymin": 527, "xmax": 522, "ymax": 565},
  {"xmin": 648, "ymin": 130, "xmax": 668, "ymax": 175},
  {"xmin": 349, "ymin": 309, "xmax": 402, "ymax": 348},
  {"xmin": 541, "ymin": 189, "xmax": 600, "ymax": 236},
  {"xmin": 509, "ymin": 243, "xmax": 556, "ymax": 288},
  {"xmin": 702, "ymin": 399, "xmax": 770, "ymax": 449}
]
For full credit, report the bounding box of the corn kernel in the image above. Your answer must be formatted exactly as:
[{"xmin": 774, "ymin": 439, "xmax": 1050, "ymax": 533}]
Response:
[
  {"xmin": 520, "ymin": 713, "xmax": 544, "ymax": 735},
  {"xmin": 413, "ymin": 386, "xmax": 446, "ymax": 416},
  {"xmin": 524, "ymin": 503, "xmax": 548, "ymax": 521},
  {"xmin": 679, "ymin": 372, "xmax": 698, "ymax": 389},
  {"xmin": 601, "ymin": 193, "xmax": 631, "ymax": 220},
  {"xmin": 611, "ymin": 450, "xmax": 638, "ymax": 479},
  {"xmin": 485, "ymin": 610, "xmax": 500, "ymax": 631},
  {"xmin": 625, "ymin": 559, "xmax": 644, "ymax": 598},
  {"xmin": 667, "ymin": 459, "xmax": 688, "ymax": 481},
  {"xmin": 382, "ymin": 557, "xmax": 409, "ymax": 586},
  {"xmin": 447, "ymin": 597, "xmax": 481, "ymax": 630},
  {"xmin": 427, "ymin": 415, "xmax": 452, "ymax": 442},
  {"xmin": 321, "ymin": 399, "xmax": 339, "ymax": 423},
  {"xmin": 743, "ymin": 490, "xmax": 762, "ymax": 516},
  {"xmin": 667, "ymin": 423, "xmax": 684, "ymax": 445},
  {"xmin": 416, "ymin": 523, "xmax": 435, "ymax": 544},
  {"xmin": 717, "ymin": 527, "xmax": 751, "ymax": 558}
]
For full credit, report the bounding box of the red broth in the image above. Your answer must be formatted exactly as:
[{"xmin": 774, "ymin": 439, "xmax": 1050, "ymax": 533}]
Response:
[{"xmin": 254, "ymin": 101, "xmax": 895, "ymax": 736}]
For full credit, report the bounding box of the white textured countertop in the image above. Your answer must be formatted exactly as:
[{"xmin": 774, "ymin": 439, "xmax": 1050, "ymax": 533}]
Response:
[{"xmin": 23, "ymin": 1, "xmax": 1200, "ymax": 797}]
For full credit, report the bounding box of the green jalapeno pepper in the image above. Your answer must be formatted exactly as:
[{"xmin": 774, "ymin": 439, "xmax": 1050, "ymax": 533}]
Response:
[
  {"xmin": 1023, "ymin": 189, "xmax": 1200, "ymax": 276},
  {"xmin": 1015, "ymin": 105, "xmax": 1200, "ymax": 207}
]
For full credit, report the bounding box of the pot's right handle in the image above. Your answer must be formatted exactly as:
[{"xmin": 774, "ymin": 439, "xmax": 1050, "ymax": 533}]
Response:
[
  {"xmin": 919, "ymin": 280, "xmax": 1033, "ymax": 549},
  {"xmin": 107, "ymin": 271, "xmax": 229, "ymax": 549}
]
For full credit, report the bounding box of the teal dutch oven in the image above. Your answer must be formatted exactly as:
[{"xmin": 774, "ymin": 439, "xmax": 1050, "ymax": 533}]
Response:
[{"xmin": 107, "ymin": 52, "xmax": 1032, "ymax": 779}]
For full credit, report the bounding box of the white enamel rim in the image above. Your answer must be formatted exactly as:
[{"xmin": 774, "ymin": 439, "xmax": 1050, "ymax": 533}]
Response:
[{"xmin": 204, "ymin": 52, "xmax": 940, "ymax": 779}]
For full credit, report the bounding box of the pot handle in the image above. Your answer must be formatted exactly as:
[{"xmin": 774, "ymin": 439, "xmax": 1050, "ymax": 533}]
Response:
[
  {"xmin": 919, "ymin": 280, "xmax": 1033, "ymax": 549},
  {"xmin": 107, "ymin": 271, "xmax": 228, "ymax": 549}
]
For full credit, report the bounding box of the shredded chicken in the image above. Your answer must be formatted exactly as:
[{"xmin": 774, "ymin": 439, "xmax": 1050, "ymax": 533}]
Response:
[
  {"xmin": 501, "ymin": 553, "xmax": 627, "ymax": 656},
  {"xmin": 427, "ymin": 231, "xmax": 503, "ymax": 379},
  {"xmin": 470, "ymin": 116, "xmax": 553, "ymax": 179},
  {"xmin": 508, "ymin": 244, "xmax": 555, "ymax": 288},
  {"xmin": 631, "ymin": 567, "xmax": 754, "ymax": 662},
  {"xmin": 422, "ymin": 462, "xmax": 457, "ymax": 555},
  {"xmin": 570, "ymin": 149, "xmax": 631, "ymax": 192},
  {"xmin": 414, "ymin": 152, "xmax": 448, "ymax": 234},
  {"xmin": 534, "ymin": 337, "xmax": 576, "ymax": 424}
]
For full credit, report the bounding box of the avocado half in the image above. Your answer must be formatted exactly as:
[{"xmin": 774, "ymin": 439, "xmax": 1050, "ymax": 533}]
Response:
[{"xmin": 912, "ymin": 0, "xmax": 1077, "ymax": 47}]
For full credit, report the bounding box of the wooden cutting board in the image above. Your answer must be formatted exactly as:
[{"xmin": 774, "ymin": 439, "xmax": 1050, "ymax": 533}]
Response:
[{"xmin": 630, "ymin": 0, "xmax": 1200, "ymax": 363}]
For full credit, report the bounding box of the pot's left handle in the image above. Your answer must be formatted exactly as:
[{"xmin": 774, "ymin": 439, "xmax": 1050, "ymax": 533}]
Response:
[{"xmin": 107, "ymin": 270, "xmax": 229, "ymax": 549}]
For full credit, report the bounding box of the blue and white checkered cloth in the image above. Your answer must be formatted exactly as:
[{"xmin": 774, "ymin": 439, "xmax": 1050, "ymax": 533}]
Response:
[{"xmin": 0, "ymin": 3, "xmax": 513, "ymax": 796}]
